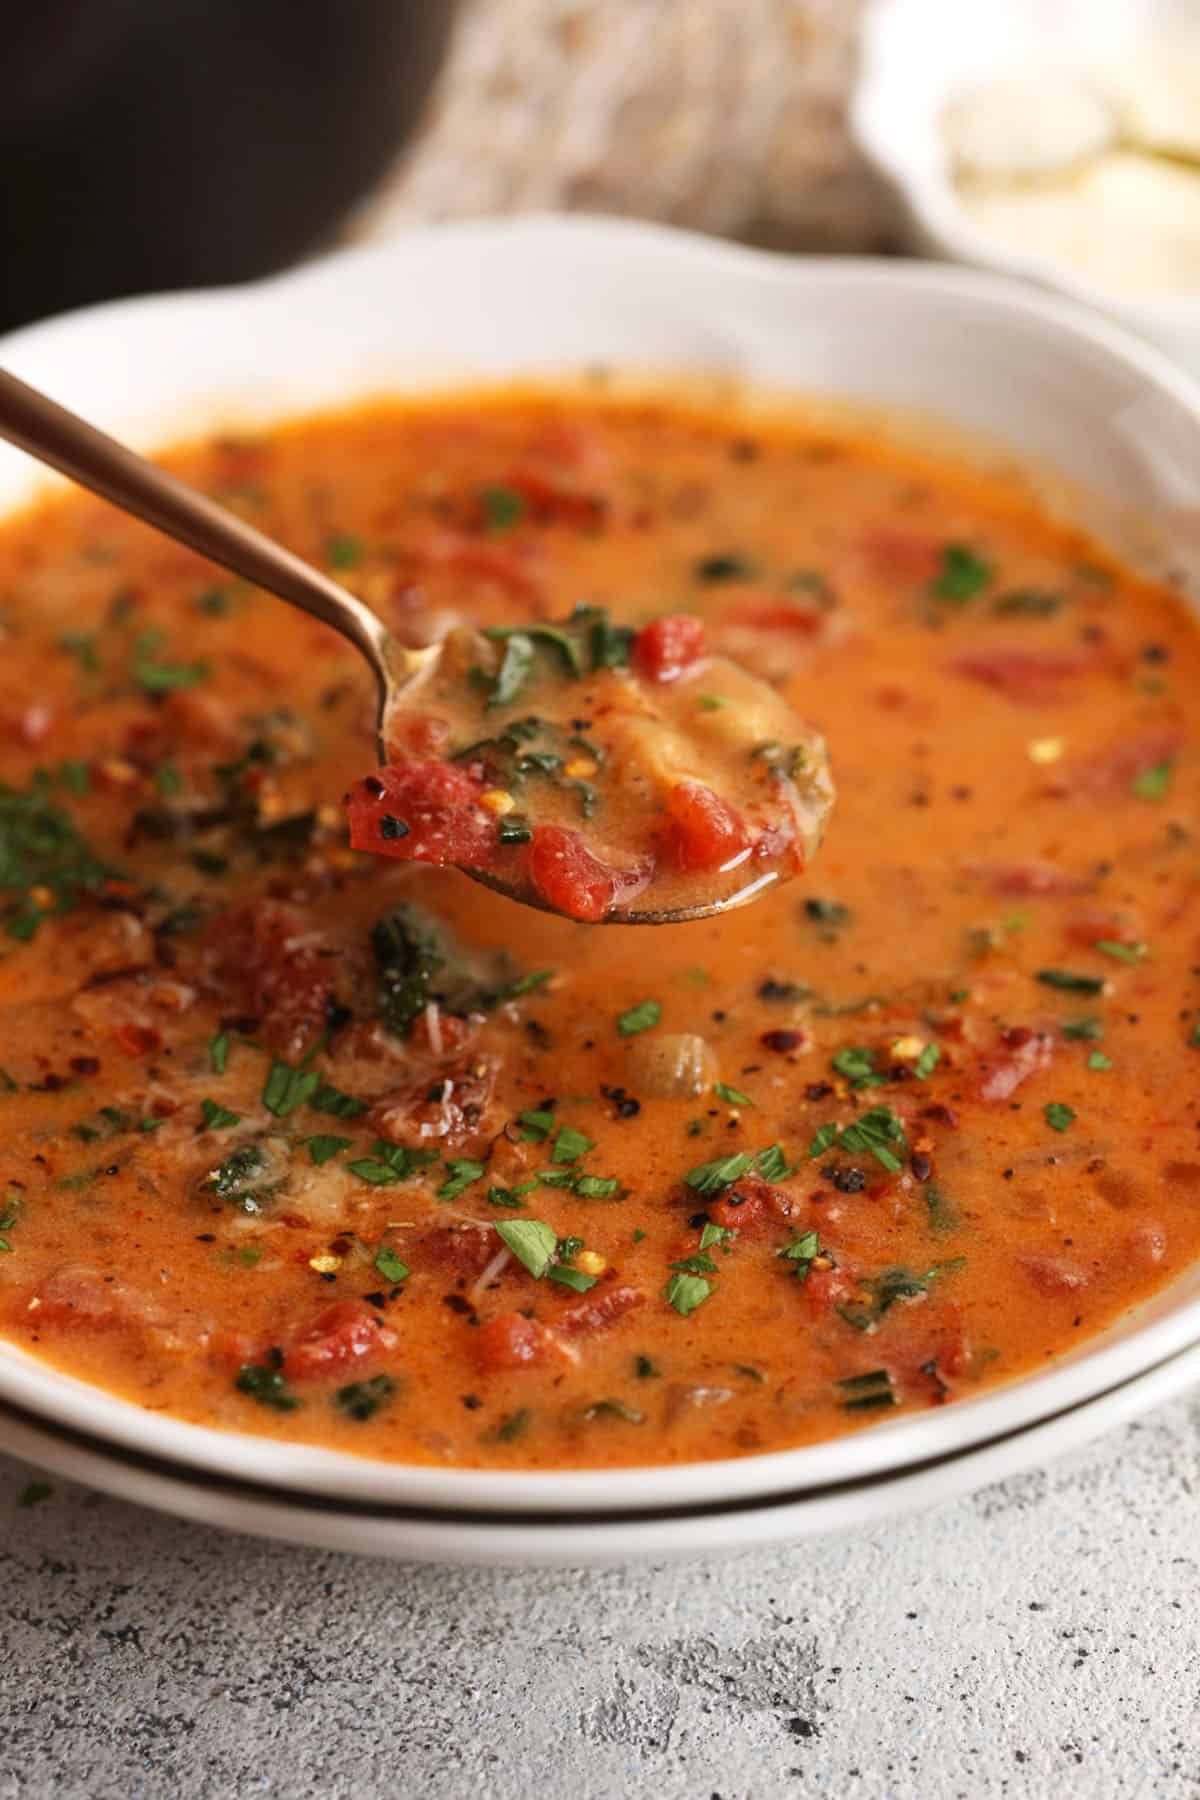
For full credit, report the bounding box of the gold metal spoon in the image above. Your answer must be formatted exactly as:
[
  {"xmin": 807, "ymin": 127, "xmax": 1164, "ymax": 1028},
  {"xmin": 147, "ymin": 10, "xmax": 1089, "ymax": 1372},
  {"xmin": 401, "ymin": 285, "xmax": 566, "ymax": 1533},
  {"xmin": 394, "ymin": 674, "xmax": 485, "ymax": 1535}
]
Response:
[{"xmin": 0, "ymin": 366, "xmax": 828, "ymax": 924}]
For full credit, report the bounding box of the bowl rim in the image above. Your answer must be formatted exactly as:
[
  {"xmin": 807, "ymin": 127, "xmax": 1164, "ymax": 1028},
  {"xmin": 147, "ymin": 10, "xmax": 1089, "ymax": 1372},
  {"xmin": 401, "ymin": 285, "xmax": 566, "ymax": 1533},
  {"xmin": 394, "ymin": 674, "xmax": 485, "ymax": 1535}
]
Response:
[
  {"xmin": 4, "ymin": 212, "xmax": 1200, "ymax": 1517},
  {"xmin": 851, "ymin": 0, "xmax": 1200, "ymax": 328}
]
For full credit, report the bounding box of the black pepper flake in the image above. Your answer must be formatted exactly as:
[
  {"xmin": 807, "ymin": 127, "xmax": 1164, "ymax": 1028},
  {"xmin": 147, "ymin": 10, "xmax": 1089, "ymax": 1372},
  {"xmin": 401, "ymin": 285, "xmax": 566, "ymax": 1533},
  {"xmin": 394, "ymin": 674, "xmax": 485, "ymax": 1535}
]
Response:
[
  {"xmin": 462, "ymin": 1394, "xmax": 483, "ymax": 1410},
  {"xmin": 363, "ymin": 775, "xmax": 386, "ymax": 798},
  {"xmin": 379, "ymin": 814, "xmax": 409, "ymax": 841},
  {"xmin": 601, "ymin": 1084, "xmax": 641, "ymax": 1119},
  {"xmin": 195, "ymin": 1233, "xmax": 216, "ymax": 1243},
  {"xmin": 761, "ymin": 1029, "xmax": 802, "ymax": 1053},
  {"xmin": 806, "ymin": 1082, "xmax": 834, "ymax": 1102},
  {"xmin": 443, "ymin": 1294, "xmax": 475, "ymax": 1317},
  {"xmin": 363, "ymin": 1290, "xmax": 386, "ymax": 1308},
  {"xmin": 910, "ymin": 1152, "xmax": 932, "ymax": 1182},
  {"xmin": 1142, "ymin": 644, "xmax": 1170, "ymax": 663},
  {"xmin": 688, "ymin": 1211, "xmax": 710, "ymax": 1229},
  {"xmin": 823, "ymin": 1164, "xmax": 866, "ymax": 1194},
  {"xmin": 1002, "ymin": 1168, "xmax": 1014, "ymax": 1180},
  {"xmin": 69, "ymin": 1056, "xmax": 100, "ymax": 1076}
]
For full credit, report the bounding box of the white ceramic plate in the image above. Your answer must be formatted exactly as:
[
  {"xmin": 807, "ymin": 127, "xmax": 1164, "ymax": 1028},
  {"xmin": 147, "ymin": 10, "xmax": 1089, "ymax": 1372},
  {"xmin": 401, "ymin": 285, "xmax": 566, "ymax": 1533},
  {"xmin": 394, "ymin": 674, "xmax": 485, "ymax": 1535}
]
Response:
[{"xmin": 3, "ymin": 216, "xmax": 1200, "ymax": 1560}]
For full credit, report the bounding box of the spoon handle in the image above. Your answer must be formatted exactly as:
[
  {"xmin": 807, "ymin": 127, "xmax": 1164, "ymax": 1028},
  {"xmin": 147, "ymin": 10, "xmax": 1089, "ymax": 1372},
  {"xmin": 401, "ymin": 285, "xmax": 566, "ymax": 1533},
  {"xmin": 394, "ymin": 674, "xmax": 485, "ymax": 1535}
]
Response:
[{"xmin": 0, "ymin": 365, "xmax": 393, "ymax": 684}]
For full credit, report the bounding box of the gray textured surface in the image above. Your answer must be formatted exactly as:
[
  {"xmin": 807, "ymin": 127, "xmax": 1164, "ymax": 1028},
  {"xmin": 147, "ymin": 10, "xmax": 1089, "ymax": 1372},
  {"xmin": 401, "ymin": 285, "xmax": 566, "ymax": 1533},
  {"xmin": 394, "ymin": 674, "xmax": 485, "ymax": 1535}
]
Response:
[{"xmin": 2, "ymin": 1396, "xmax": 1199, "ymax": 1800}]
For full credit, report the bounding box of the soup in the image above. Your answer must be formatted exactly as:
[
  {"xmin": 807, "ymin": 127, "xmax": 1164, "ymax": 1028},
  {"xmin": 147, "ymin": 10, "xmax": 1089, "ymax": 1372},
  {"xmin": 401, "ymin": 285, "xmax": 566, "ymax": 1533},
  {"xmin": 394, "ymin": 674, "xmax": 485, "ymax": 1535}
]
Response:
[{"xmin": 0, "ymin": 388, "xmax": 1196, "ymax": 1471}]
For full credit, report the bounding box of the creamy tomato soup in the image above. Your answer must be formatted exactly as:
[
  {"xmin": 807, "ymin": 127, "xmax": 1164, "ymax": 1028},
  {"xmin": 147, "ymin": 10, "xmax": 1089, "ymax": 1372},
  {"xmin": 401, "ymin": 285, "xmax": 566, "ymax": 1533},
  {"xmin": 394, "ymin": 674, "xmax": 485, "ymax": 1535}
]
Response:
[{"xmin": 0, "ymin": 388, "xmax": 1196, "ymax": 1471}]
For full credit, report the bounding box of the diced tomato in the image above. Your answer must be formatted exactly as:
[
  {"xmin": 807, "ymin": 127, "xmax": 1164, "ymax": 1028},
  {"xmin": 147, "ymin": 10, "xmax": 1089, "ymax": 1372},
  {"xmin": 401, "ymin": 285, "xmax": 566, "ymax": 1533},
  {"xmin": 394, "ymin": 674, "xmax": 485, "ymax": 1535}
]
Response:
[
  {"xmin": 385, "ymin": 711, "xmax": 452, "ymax": 763},
  {"xmin": 1047, "ymin": 728, "xmax": 1184, "ymax": 798},
  {"xmin": 966, "ymin": 862, "xmax": 1094, "ymax": 899},
  {"xmin": 557, "ymin": 1284, "xmax": 646, "ymax": 1335},
  {"xmin": 973, "ymin": 1027, "xmax": 1053, "ymax": 1103},
  {"xmin": 346, "ymin": 761, "xmax": 496, "ymax": 867},
  {"xmin": 426, "ymin": 534, "xmax": 543, "ymax": 602},
  {"xmin": 662, "ymin": 781, "xmax": 749, "ymax": 872},
  {"xmin": 1019, "ymin": 1255, "xmax": 1089, "ymax": 1297},
  {"xmin": 1062, "ymin": 906, "xmax": 1141, "ymax": 949},
  {"xmin": 281, "ymin": 1300, "xmax": 396, "ymax": 1382},
  {"xmin": 503, "ymin": 468, "xmax": 607, "ymax": 529},
  {"xmin": 526, "ymin": 825, "xmax": 618, "ymax": 922},
  {"xmin": 632, "ymin": 614, "xmax": 706, "ymax": 683},
  {"xmin": 948, "ymin": 647, "xmax": 1103, "ymax": 703},
  {"xmin": 475, "ymin": 1311, "xmax": 547, "ymax": 1371},
  {"xmin": 215, "ymin": 899, "xmax": 333, "ymax": 1061},
  {"xmin": 708, "ymin": 1174, "xmax": 796, "ymax": 1232},
  {"xmin": 803, "ymin": 1265, "xmax": 858, "ymax": 1315},
  {"xmin": 410, "ymin": 1223, "xmax": 497, "ymax": 1281},
  {"xmin": 861, "ymin": 528, "xmax": 940, "ymax": 585},
  {"xmin": 28, "ymin": 1264, "xmax": 157, "ymax": 1332},
  {"xmin": 719, "ymin": 596, "xmax": 824, "ymax": 637}
]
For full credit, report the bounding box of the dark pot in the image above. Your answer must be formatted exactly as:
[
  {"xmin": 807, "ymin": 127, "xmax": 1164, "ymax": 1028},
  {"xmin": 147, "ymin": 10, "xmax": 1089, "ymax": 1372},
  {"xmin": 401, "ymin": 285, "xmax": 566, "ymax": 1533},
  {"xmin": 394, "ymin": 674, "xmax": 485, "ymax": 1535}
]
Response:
[{"xmin": 1, "ymin": 0, "xmax": 457, "ymax": 331}]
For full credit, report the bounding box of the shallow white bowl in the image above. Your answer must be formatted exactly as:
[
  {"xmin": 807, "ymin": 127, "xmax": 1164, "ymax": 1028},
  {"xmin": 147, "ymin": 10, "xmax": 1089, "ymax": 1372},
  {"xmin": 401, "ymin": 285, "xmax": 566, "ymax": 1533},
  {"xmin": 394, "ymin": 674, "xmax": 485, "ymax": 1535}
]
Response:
[
  {"xmin": 3, "ymin": 216, "xmax": 1200, "ymax": 1561},
  {"xmin": 853, "ymin": 0, "xmax": 1200, "ymax": 375}
]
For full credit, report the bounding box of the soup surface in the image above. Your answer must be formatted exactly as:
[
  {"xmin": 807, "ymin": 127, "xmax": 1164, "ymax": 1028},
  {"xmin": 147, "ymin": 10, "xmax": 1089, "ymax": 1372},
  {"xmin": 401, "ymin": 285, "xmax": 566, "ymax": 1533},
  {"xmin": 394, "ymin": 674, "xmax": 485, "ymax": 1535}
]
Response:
[{"xmin": 0, "ymin": 387, "xmax": 1197, "ymax": 1472}]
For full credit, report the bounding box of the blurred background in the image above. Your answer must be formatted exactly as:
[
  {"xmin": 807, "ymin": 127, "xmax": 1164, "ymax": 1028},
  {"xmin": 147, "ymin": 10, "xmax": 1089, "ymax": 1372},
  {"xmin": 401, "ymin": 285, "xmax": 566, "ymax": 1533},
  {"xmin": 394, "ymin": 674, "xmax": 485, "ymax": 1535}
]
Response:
[
  {"xmin": 1, "ymin": 0, "xmax": 889, "ymax": 333},
  {"xmin": 9, "ymin": 0, "xmax": 1200, "ymax": 365}
]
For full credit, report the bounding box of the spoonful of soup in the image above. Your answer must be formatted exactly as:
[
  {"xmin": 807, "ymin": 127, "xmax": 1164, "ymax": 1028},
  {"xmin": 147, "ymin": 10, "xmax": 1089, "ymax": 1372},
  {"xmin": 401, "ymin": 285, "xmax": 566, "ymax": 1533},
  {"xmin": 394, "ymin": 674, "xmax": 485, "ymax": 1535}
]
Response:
[
  {"xmin": 349, "ymin": 609, "xmax": 833, "ymax": 922},
  {"xmin": 0, "ymin": 367, "xmax": 833, "ymax": 923}
]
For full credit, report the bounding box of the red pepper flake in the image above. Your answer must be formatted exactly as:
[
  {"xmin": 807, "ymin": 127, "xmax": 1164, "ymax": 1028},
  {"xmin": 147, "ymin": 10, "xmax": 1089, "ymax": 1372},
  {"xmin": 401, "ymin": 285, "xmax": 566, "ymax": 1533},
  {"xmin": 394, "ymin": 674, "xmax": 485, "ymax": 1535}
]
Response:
[{"xmin": 115, "ymin": 1023, "xmax": 162, "ymax": 1056}]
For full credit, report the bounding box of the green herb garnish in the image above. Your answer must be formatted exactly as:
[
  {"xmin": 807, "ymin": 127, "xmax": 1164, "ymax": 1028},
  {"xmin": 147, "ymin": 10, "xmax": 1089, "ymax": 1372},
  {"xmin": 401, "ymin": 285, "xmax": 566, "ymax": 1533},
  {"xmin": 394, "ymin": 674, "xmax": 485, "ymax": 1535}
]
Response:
[
  {"xmin": 617, "ymin": 999, "xmax": 661, "ymax": 1037},
  {"xmin": 1044, "ymin": 1102, "xmax": 1076, "ymax": 1132},
  {"xmin": 335, "ymin": 1374, "xmax": 396, "ymax": 1421}
]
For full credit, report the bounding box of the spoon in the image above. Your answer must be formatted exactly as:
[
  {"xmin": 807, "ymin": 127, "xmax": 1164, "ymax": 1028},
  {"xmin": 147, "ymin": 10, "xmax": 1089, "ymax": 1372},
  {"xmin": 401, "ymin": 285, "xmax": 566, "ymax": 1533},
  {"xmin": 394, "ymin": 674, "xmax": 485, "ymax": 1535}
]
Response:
[{"xmin": 0, "ymin": 366, "xmax": 832, "ymax": 924}]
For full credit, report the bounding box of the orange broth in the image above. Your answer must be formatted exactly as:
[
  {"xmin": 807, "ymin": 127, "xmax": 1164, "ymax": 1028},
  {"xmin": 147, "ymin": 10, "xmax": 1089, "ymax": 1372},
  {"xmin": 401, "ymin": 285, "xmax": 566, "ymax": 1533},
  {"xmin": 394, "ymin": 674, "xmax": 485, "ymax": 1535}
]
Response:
[{"xmin": 0, "ymin": 387, "xmax": 1196, "ymax": 1470}]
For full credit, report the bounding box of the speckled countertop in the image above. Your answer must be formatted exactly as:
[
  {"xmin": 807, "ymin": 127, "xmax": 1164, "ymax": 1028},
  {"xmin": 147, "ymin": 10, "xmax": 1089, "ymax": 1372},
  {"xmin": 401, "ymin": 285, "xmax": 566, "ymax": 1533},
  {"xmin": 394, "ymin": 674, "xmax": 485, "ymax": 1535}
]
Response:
[
  {"xmin": 3, "ymin": 1396, "xmax": 1199, "ymax": 1798},
  {"xmin": 4, "ymin": 7, "xmax": 1198, "ymax": 1795}
]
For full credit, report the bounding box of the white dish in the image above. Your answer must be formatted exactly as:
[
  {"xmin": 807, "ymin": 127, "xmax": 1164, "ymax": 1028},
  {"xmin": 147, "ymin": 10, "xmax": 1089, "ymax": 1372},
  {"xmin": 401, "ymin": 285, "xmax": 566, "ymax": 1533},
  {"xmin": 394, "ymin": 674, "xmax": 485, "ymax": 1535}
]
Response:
[
  {"xmin": 3, "ymin": 215, "xmax": 1200, "ymax": 1558},
  {"xmin": 852, "ymin": 0, "xmax": 1200, "ymax": 374}
]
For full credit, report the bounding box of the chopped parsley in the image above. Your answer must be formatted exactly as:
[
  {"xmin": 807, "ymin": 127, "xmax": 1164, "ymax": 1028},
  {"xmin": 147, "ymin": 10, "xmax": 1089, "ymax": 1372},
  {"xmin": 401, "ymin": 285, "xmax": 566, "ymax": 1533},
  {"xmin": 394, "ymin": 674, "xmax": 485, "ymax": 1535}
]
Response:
[
  {"xmin": 617, "ymin": 999, "xmax": 661, "ymax": 1037},
  {"xmin": 334, "ymin": 1374, "xmax": 395, "ymax": 1421},
  {"xmin": 488, "ymin": 632, "xmax": 536, "ymax": 708},
  {"xmin": 261, "ymin": 1058, "xmax": 321, "ymax": 1119},
  {"xmin": 236, "ymin": 1356, "xmax": 301, "ymax": 1411},
  {"xmin": 130, "ymin": 629, "xmax": 208, "ymax": 694},
  {"xmin": 208, "ymin": 1031, "xmax": 231, "ymax": 1074},
  {"xmin": 777, "ymin": 1229, "xmax": 820, "ymax": 1281},
  {"xmin": 1087, "ymin": 1051, "xmax": 1113, "ymax": 1071},
  {"xmin": 374, "ymin": 1245, "xmax": 410, "ymax": 1283},
  {"xmin": 480, "ymin": 486, "xmax": 525, "ymax": 532},
  {"xmin": 831, "ymin": 1046, "xmax": 886, "ymax": 1089},
  {"xmin": 713, "ymin": 1081, "xmax": 753, "ymax": 1106},
  {"xmin": 304, "ymin": 1135, "xmax": 352, "ymax": 1166},
  {"xmin": 684, "ymin": 1147, "xmax": 792, "ymax": 1195},
  {"xmin": 1094, "ymin": 939, "xmax": 1147, "ymax": 964},
  {"xmin": 810, "ymin": 1105, "xmax": 908, "ymax": 1173},
  {"xmin": 837, "ymin": 1369, "xmax": 896, "ymax": 1412},
  {"xmin": 924, "ymin": 1182, "xmax": 960, "ymax": 1233},
  {"xmin": 1044, "ymin": 1102, "xmax": 1076, "ymax": 1133},
  {"xmin": 1062, "ymin": 1016, "xmax": 1103, "ymax": 1041},
  {"xmin": 326, "ymin": 533, "xmax": 363, "ymax": 569},
  {"xmin": 551, "ymin": 1125, "xmax": 593, "ymax": 1165},
  {"xmin": 347, "ymin": 1143, "xmax": 439, "ymax": 1186},
  {"xmin": 495, "ymin": 1218, "xmax": 558, "ymax": 1279},
  {"xmin": 200, "ymin": 1098, "xmax": 241, "ymax": 1131},
  {"xmin": 0, "ymin": 776, "xmax": 121, "ymax": 941},
  {"xmin": 695, "ymin": 552, "xmax": 759, "ymax": 583},
  {"xmin": 837, "ymin": 1259, "xmax": 965, "ymax": 1331},
  {"xmin": 1036, "ymin": 969, "xmax": 1105, "ymax": 995},
  {"xmin": 437, "ymin": 1159, "xmax": 486, "ymax": 1201},
  {"xmin": 1132, "ymin": 761, "xmax": 1172, "ymax": 799},
  {"xmin": 664, "ymin": 1270, "xmax": 712, "ymax": 1316},
  {"xmin": 915, "ymin": 1043, "xmax": 941, "ymax": 1079},
  {"xmin": 930, "ymin": 543, "xmax": 993, "ymax": 602}
]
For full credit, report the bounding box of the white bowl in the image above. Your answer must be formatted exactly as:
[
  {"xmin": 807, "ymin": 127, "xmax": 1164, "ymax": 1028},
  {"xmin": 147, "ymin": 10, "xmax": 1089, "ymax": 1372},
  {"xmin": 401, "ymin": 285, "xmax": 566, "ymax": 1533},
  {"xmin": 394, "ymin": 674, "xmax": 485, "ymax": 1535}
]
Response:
[
  {"xmin": 3, "ymin": 216, "xmax": 1200, "ymax": 1562},
  {"xmin": 852, "ymin": 0, "xmax": 1200, "ymax": 375}
]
